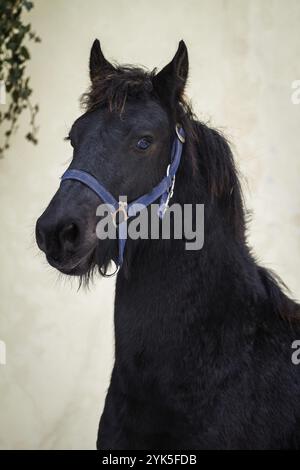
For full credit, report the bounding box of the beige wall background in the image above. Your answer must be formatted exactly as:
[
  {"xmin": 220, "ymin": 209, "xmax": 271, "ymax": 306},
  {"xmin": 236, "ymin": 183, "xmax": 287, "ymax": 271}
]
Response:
[{"xmin": 0, "ymin": 0, "xmax": 299, "ymax": 450}]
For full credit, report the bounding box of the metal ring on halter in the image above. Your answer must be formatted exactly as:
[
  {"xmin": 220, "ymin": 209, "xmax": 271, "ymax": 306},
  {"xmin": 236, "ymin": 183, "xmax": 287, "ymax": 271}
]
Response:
[{"xmin": 99, "ymin": 259, "xmax": 120, "ymax": 277}]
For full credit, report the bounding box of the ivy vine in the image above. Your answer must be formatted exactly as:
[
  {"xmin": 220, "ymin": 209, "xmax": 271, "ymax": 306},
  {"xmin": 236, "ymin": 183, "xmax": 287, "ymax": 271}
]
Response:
[{"xmin": 0, "ymin": 0, "xmax": 41, "ymax": 158}]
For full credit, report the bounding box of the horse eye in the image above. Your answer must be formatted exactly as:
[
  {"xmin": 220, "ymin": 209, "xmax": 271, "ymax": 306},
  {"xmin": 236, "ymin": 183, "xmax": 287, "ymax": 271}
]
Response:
[{"xmin": 136, "ymin": 137, "xmax": 152, "ymax": 150}]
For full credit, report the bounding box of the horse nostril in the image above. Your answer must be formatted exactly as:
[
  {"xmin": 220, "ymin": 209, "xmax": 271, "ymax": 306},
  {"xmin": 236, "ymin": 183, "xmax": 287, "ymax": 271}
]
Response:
[{"xmin": 59, "ymin": 222, "xmax": 80, "ymax": 250}]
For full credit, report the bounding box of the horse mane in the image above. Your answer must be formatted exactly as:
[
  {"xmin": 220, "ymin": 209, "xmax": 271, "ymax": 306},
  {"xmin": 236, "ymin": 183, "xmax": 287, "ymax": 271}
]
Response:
[{"xmin": 81, "ymin": 65, "xmax": 156, "ymax": 113}]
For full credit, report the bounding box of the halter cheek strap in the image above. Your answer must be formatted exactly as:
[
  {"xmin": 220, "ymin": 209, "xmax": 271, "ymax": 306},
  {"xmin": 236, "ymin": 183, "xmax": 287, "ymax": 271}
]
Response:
[{"xmin": 60, "ymin": 124, "xmax": 185, "ymax": 269}]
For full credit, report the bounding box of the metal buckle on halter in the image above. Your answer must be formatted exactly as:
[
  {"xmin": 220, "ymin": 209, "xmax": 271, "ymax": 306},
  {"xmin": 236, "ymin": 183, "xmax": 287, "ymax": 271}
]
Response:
[
  {"xmin": 175, "ymin": 123, "xmax": 185, "ymax": 143},
  {"xmin": 111, "ymin": 201, "xmax": 128, "ymax": 227}
]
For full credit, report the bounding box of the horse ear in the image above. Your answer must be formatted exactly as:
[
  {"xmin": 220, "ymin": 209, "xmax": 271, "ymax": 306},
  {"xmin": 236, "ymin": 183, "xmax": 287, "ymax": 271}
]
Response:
[
  {"xmin": 89, "ymin": 39, "xmax": 115, "ymax": 81},
  {"xmin": 153, "ymin": 40, "xmax": 188, "ymax": 106}
]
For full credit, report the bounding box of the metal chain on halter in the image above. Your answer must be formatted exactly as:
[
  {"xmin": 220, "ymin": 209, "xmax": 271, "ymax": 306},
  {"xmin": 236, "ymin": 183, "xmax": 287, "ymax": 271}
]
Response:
[
  {"xmin": 160, "ymin": 164, "xmax": 176, "ymax": 217},
  {"xmin": 159, "ymin": 125, "xmax": 184, "ymax": 217}
]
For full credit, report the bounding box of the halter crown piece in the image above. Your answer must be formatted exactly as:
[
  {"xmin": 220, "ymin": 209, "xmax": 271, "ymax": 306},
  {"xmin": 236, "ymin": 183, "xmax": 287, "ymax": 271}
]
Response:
[{"xmin": 61, "ymin": 124, "xmax": 185, "ymax": 273}]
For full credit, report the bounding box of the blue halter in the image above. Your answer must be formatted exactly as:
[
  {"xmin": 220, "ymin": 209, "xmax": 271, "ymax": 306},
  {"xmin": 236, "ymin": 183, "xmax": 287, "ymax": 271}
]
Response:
[{"xmin": 61, "ymin": 124, "xmax": 185, "ymax": 270}]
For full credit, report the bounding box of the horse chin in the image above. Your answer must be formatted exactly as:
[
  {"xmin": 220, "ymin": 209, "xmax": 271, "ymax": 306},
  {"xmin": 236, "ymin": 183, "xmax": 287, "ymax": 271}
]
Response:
[
  {"xmin": 47, "ymin": 247, "xmax": 97, "ymax": 277},
  {"xmin": 47, "ymin": 241, "xmax": 117, "ymax": 279},
  {"xmin": 58, "ymin": 263, "xmax": 92, "ymax": 277}
]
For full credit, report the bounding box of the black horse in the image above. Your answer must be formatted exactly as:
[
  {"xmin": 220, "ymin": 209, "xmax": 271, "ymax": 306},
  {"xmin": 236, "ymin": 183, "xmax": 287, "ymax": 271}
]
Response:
[{"xmin": 36, "ymin": 40, "xmax": 300, "ymax": 450}]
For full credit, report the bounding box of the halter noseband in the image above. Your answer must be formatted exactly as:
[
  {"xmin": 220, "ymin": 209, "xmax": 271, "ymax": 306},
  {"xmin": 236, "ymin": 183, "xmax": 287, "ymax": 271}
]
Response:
[{"xmin": 60, "ymin": 124, "xmax": 185, "ymax": 272}]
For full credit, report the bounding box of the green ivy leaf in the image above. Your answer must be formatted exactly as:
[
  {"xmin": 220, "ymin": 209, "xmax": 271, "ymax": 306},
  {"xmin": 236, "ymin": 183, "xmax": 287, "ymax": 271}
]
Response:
[
  {"xmin": 24, "ymin": 1, "xmax": 34, "ymax": 11},
  {"xmin": 0, "ymin": 0, "xmax": 40, "ymax": 158},
  {"xmin": 20, "ymin": 46, "xmax": 30, "ymax": 60}
]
